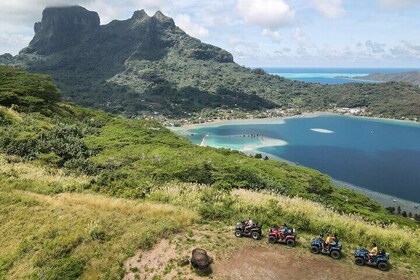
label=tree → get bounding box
[254,153,262,159]
[397,206,401,215]
[408,212,413,218]
[402,211,407,218]
[385,207,395,214]
[264,156,269,160]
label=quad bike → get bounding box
[310,237,342,259]
[235,221,262,240]
[267,227,297,247]
[354,248,390,271]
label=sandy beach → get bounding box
[174,111,335,130]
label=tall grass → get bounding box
[0,180,197,279]
[149,184,420,260]
[0,154,90,194]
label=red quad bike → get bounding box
[268,227,297,247]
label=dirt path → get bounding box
[123,224,415,280]
[213,246,410,280]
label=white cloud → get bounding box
[293,27,310,46]
[174,14,209,37]
[379,0,420,10]
[262,29,282,43]
[309,0,345,19]
[236,0,295,29]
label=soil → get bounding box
[123,224,415,280]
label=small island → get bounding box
[354,71,420,85]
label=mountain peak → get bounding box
[131,9,149,20]
[152,10,175,25]
[38,6,100,31]
[27,6,100,55]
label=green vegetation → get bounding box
[3,7,419,120]
[0,66,419,279]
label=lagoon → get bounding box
[179,115,420,205]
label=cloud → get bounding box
[365,40,386,53]
[131,0,169,11]
[309,0,345,19]
[174,14,209,37]
[293,27,311,46]
[262,29,282,43]
[379,0,420,10]
[390,41,420,58]
[236,0,295,29]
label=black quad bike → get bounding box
[354,248,390,271]
[310,237,342,259]
[235,221,262,240]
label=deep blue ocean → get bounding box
[264,67,420,84]
[184,116,420,203]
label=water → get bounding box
[264,68,420,84]
[183,116,420,203]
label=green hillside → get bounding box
[2,6,419,120]
[1,66,419,279]
[0,66,412,223]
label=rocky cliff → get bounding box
[26,6,100,55]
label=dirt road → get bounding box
[123,225,415,280]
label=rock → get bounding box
[191,248,212,270]
[28,6,100,55]
[178,257,190,267]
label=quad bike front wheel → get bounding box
[311,245,320,254]
[268,235,277,244]
[235,230,243,238]
[286,239,295,247]
[330,250,341,259]
[251,232,261,240]
[355,257,365,266]
[377,262,389,271]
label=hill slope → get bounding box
[1,6,419,120]
[1,66,419,279]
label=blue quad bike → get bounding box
[310,237,342,259]
[354,248,390,271]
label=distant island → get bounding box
[354,71,420,85]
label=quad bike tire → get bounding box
[268,235,277,244]
[377,262,389,271]
[355,257,365,266]
[330,250,341,259]
[311,245,320,254]
[235,230,243,238]
[251,231,261,240]
[286,239,295,247]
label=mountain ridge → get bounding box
[1,6,419,120]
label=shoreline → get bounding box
[175,111,335,130]
[252,151,420,215]
[173,111,419,131]
[171,114,420,214]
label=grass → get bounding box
[148,184,420,277]
[1,156,419,279]
[0,154,90,194]
[0,159,197,280]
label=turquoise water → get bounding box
[264,68,420,84]
[183,116,420,202]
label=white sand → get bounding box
[177,112,335,130]
[310,128,335,134]
[240,137,288,152]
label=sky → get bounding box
[1,0,419,67]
